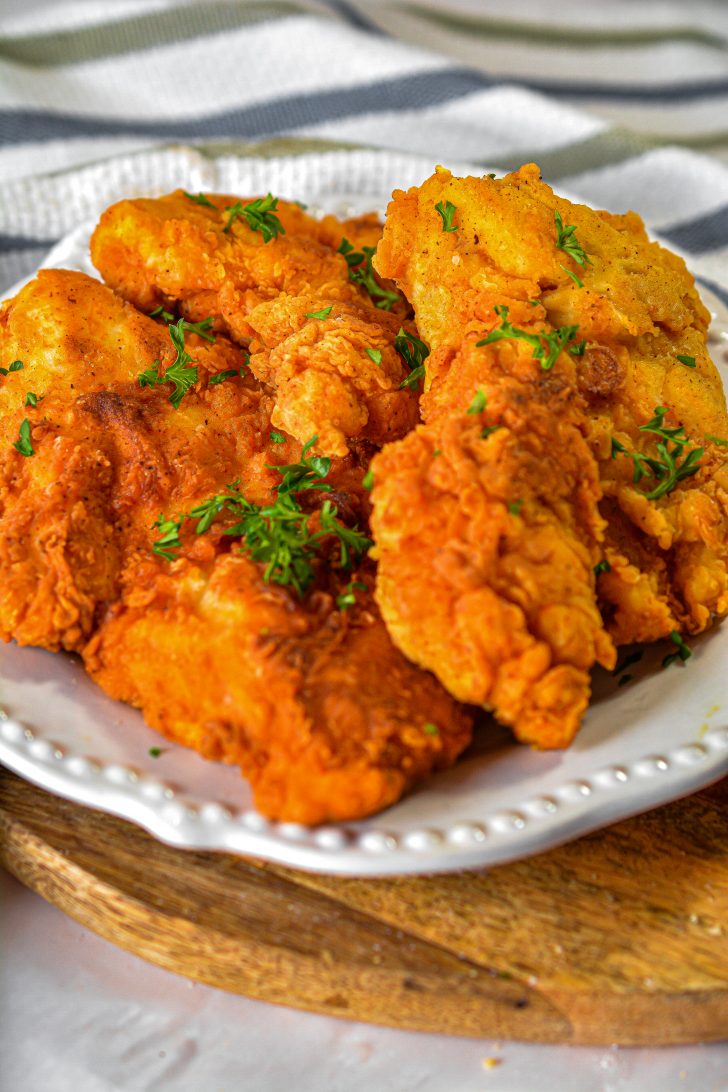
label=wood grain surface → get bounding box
[1,767,727,1045]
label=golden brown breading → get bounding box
[90,190,417,456]
[0,269,473,821]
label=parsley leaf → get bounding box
[611,406,703,500]
[395,328,429,390]
[270,431,286,444]
[676,354,696,368]
[662,629,692,669]
[337,580,367,612]
[151,514,183,561]
[435,200,457,232]
[1,360,24,376]
[305,306,333,320]
[178,316,216,343]
[138,318,199,409]
[423,722,439,736]
[366,348,382,366]
[13,418,33,457]
[224,194,284,241]
[706,433,728,446]
[318,499,372,568]
[209,369,240,386]
[594,559,611,575]
[554,210,591,268]
[467,389,487,415]
[362,467,374,491]
[184,191,216,208]
[476,304,580,371]
[508,499,523,516]
[338,238,400,311]
[560,264,583,288]
[149,305,174,322]
[148,747,162,757]
[25,391,38,407]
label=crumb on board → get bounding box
[482,1057,502,1070]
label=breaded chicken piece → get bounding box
[372,175,616,747]
[0,269,472,821]
[90,190,416,456]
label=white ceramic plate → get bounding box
[1,201,727,877]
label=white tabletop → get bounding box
[2,869,726,1092]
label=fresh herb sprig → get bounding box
[554,210,591,269]
[338,239,400,311]
[476,304,580,371]
[395,328,429,390]
[138,318,200,409]
[662,629,692,669]
[13,418,33,457]
[0,359,24,377]
[612,406,703,501]
[152,437,371,594]
[184,191,216,208]
[224,194,285,241]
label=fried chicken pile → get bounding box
[1,169,725,822]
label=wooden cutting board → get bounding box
[1,767,727,1046]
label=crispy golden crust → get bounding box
[90,191,416,457]
[0,268,472,821]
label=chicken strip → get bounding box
[0,269,472,822]
[90,190,417,457]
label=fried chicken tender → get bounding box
[0,269,472,822]
[91,191,417,457]
[371,173,616,749]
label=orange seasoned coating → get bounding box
[374,165,728,662]
[247,293,419,456]
[0,269,472,821]
[91,190,415,457]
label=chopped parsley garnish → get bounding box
[13,418,33,457]
[569,340,586,357]
[554,210,591,269]
[366,348,382,366]
[481,425,500,439]
[395,328,429,390]
[676,354,696,368]
[594,559,611,575]
[24,391,39,407]
[305,306,333,320]
[435,200,457,232]
[270,431,286,444]
[362,467,374,491]
[148,747,162,757]
[467,389,487,415]
[337,580,367,612]
[178,316,216,343]
[184,191,216,208]
[508,499,523,516]
[477,304,580,371]
[560,265,583,288]
[138,318,199,409]
[223,193,285,241]
[662,630,692,669]
[432,448,441,457]
[151,437,370,595]
[706,434,728,446]
[149,305,174,322]
[423,722,439,736]
[611,406,703,501]
[338,238,400,311]
[1,360,24,376]
[209,369,241,386]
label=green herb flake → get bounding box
[13,418,33,457]
[662,629,692,669]
[560,264,584,288]
[481,425,500,440]
[209,369,240,386]
[477,304,580,371]
[706,434,728,446]
[184,191,216,208]
[569,340,587,357]
[305,306,333,320]
[554,210,591,269]
[423,722,440,736]
[149,305,174,322]
[432,448,441,458]
[611,406,703,501]
[362,467,374,491]
[224,193,285,241]
[270,431,286,444]
[366,348,383,366]
[179,316,216,343]
[336,580,367,612]
[24,391,38,407]
[614,650,643,676]
[138,318,199,409]
[395,328,429,390]
[467,389,487,415]
[676,354,696,368]
[338,238,400,311]
[508,499,523,516]
[435,200,457,233]
[594,559,611,575]
[148,746,162,757]
[151,514,183,561]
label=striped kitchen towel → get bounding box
[1,0,728,311]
